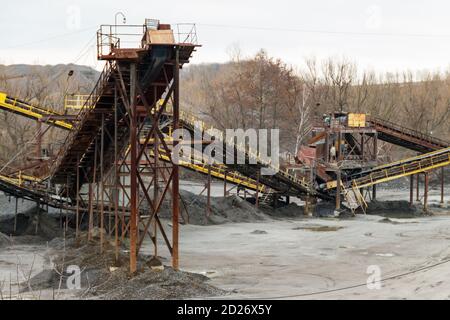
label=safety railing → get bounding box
[176,23,198,44]
[64,94,94,110]
[351,147,450,189]
[153,148,265,192]
[96,23,198,59]
[51,61,115,176]
[97,24,146,59]
[0,92,73,130]
[164,105,314,193]
[369,116,449,148]
[0,92,64,116]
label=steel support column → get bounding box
[13,197,18,233]
[255,170,260,209]
[336,169,341,211]
[441,167,445,206]
[76,155,80,241]
[172,47,180,270]
[223,171,227,197]
[424,172,429,211]
[206,165,211,217]
[129,63,138,274]
[416,174,420,202]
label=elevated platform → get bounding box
[50,43,197,197]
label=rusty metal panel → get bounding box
[158,24,171,30]
[146,30,175,44]
[297,146,316,166]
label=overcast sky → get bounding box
[2,0,450,73]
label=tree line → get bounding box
[181,50,450,157]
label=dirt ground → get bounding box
[146,183,450,300]
[1,182,450,300]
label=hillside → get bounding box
[0,60,449,163]
[0,64,99,111]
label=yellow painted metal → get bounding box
[326,147,450,191]
[172,105,313,192]
[154,151,265,192]
[1,91,311,195]
[64,95,93,110]
[326,180,338,189]
[352,150,450,190]
[0,92,73,130]
[372,147,450,171]
[123,140,265,192]
[348,113,366,128]
[0,172,43,187]
[0,173,20,186]
[352,160,449,189]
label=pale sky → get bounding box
[2,0,450,73]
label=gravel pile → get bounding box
[366,200,425,217]
[26,238,226,300]
[266,202,305,218]
[0,193,36,219]
[157,190,267,225]
[0,232,11,247]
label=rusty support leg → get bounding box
[337,130,342,161]
[373,132,378,162]
[59,203,62,229]
[76,155,80,241]
[409,174,414,206]
[440,167,445,207]
[88,183,94,241]
[129,63,138,274]
[424,173,429,212]
[100,113,105,252]
[206,166,211,217]
[416,174,420,202]
[13,197,18,233]
[360,133,365,162]
[305,194,310,216]
[114,84,120,262]
[336,169,341,212]
[372,185,377,201]
[35,201,40,235]
[172,47,180,270]
[91,136,99,238]
[66,177,69,232]
[36,121,42,160]
[153,132,159,258]
[223,172,227,197]
[255,170,260,209]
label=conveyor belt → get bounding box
[347,147,450,189]
[175,109,324,198]
[0,92,73,130]
[369,117,449,153]
[0,173,67,208]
